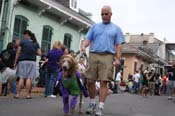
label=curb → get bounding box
[31,87,45,93]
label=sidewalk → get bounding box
[0,87,45,98]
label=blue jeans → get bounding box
[45,70,58,96]
[10,81,17,94]
[133,82,139,94]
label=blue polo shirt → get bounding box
[85,22,125,54]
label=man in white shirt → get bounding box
[133,70,140,94]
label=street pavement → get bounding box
[0,91,175,116]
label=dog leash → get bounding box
[76,51,88,67]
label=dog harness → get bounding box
[62,74,80,95]
[57,71,88,98]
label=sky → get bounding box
[78,0,175,43]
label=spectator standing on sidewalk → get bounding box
[141,70,149,97]
[154,73,161,95]
[148,68,156,96]
[14,30,41,99]
[81,5,125,116]
[167,62,175,100]
[44,41,64,98]
[161,74,167,95]
[139,71,144,94]
[133,70,140,94]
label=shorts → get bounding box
[86,53,114,81]
[168,80,175,88]
[17,61,37,79]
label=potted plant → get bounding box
[119,80,126,92]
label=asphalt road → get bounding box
[0,92,175,116]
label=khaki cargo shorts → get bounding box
[86,53,114,81]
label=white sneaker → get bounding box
[47,95,56,98]
[95,107,103,116]
[168,96,173,100]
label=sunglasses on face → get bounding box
[101,13,109,16]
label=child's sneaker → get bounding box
[86,103,96,114]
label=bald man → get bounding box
[81,5,125,116]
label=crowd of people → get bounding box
[0,30,82,98]
[115,67,175,100]
[0,30,42,98]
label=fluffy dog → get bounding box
[61,55,77,76]
[57,55,88,116]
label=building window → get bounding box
[13,15,28,41]
[63,33,72,49]
[0,0,9,29]
[0,0,2,13]
[120,58,125,71]
[41,25,53,55]
[146,66,149,70]
[70,0,77,9]
[69,0,78,11]
[134,61,137,72]
[140,64,143,72]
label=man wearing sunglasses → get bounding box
[81,5,125,116]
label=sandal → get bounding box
[13,96,20,99]
[26,96,32,99]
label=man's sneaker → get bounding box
[86,103,96,114]
[95,107,103,116]
[168,96,173,100]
